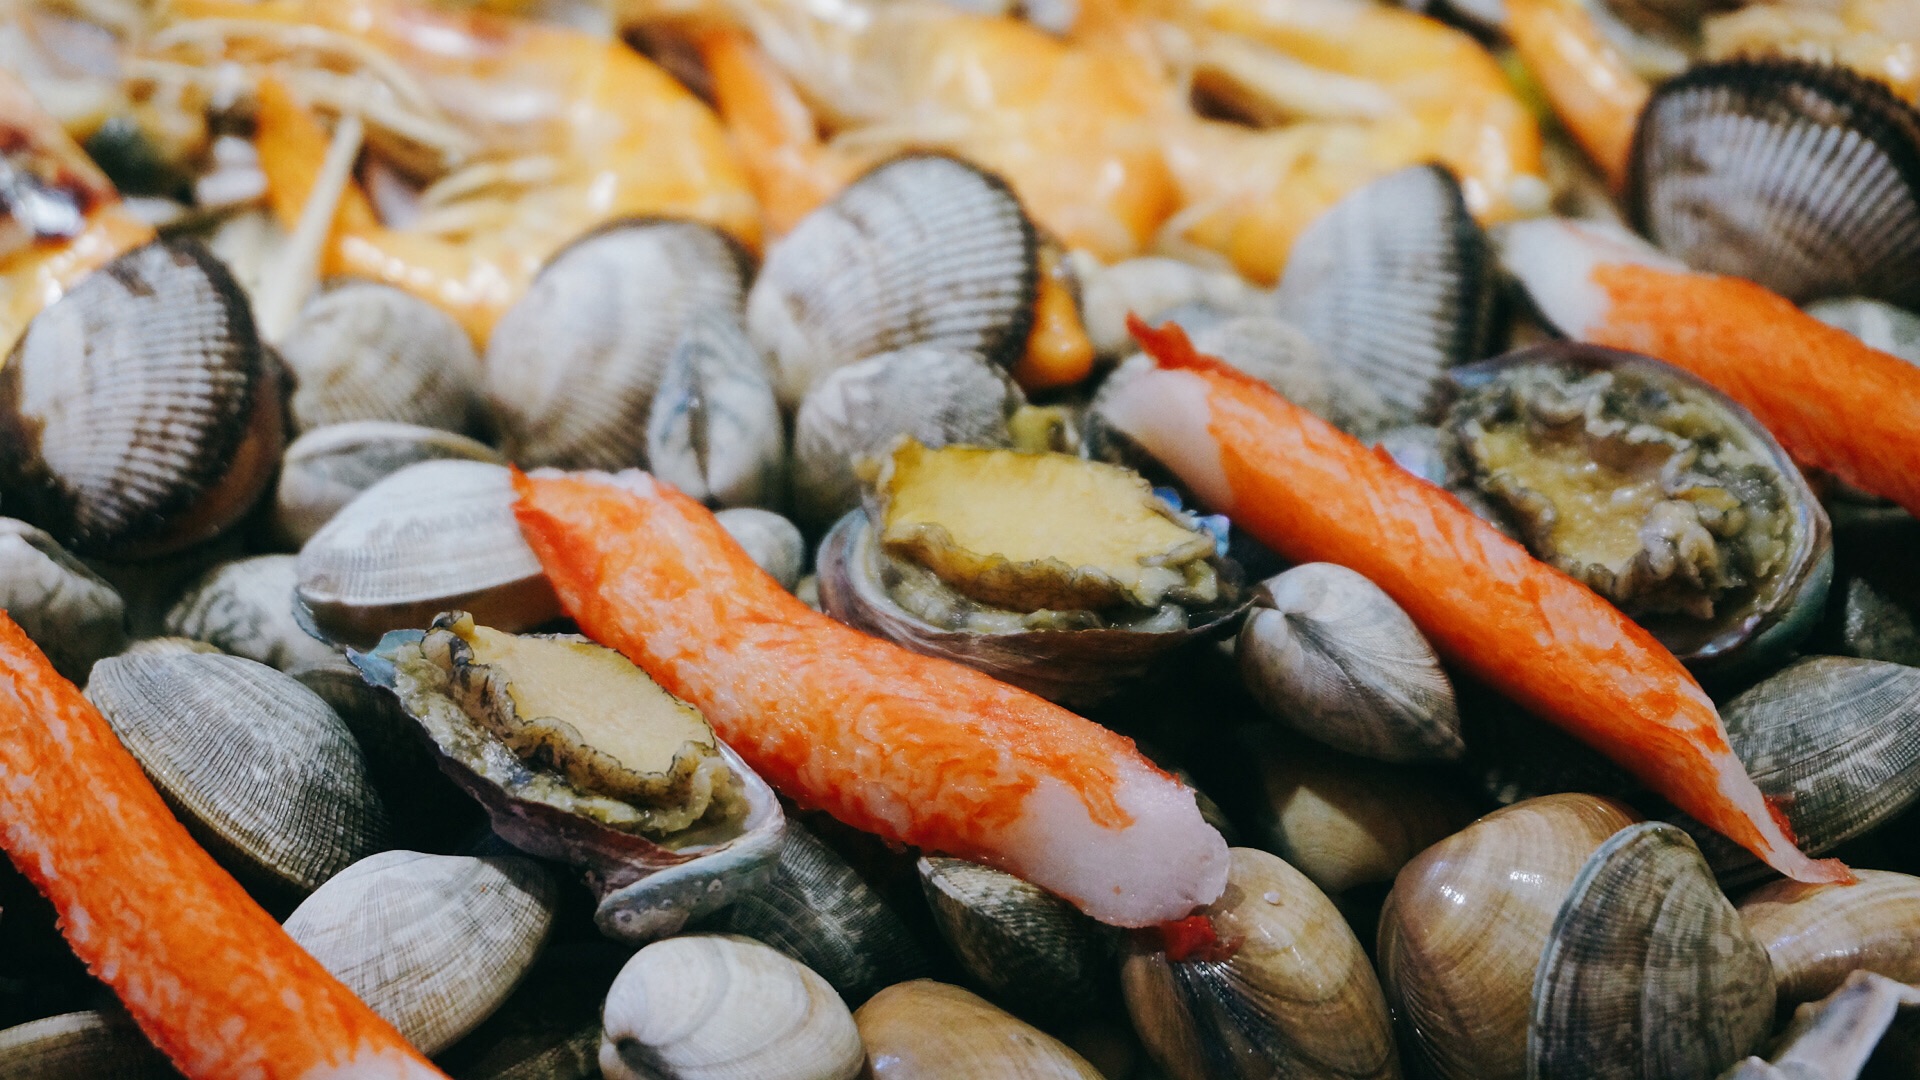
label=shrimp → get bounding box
[152,0,759,344]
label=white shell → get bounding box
[0,518,126,683]
[645,309,785,509]
[715,508,805,593]
[278,280,483,433]
[272,420,504,548]
[164,554,336,672]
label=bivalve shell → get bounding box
[1719,970,1920,1080]
[645,309,786,509]
[0,1010,174,1079]
[1739,869,1920,1005]
[277,280,482,433]
[163,554,336,672]
[918,856,1115,1023]
[272,420,504,548]
[714,508,805,594]
[855,979,1103,1080]
[0,518,126,684]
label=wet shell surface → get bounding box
[272,420,504,548]
[645,309,786,510]
[1237,563,1462,763]
[0,239,284,558]
[1720,970,1920,1080]
[162,554,337,672]
[599,933,864,1080]
[84,650,387,899]
[918,856,1115,1023]
[855,979,1104,1080]
[0,1010,174,1079]
[748,154,1038,407]
[1629,58,1920,309]
[1738,869,1920,1005]
[295,459,560,648]
[714,508,806,594]
[0,518,126,684]
[282,850,557,1056]
[486,219,748,470]
[277,279,482,434]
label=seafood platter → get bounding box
[3,0,1920,1076]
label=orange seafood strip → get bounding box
[0,614,442,1079]
[1506,0,1650,188]
[512,469,1229,927]
[1100,316,1848,886]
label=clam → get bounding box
[271,420,504,548]
[295,459,560,648]
[117,636,225,658]
[1808,297,1920,365]
[1377,793,1641,1080]
[276,279,483,433]
[283,850,557,1056]
[352,612,785,942]
[1529,822,1775,1079]
[1739,869,1920,1005]
[1070,253,1269,357]
[715,508,806,593]
[599,933,864,1080]
[84,650,387,902]
[0,518,126,683]
[918,856,1115,1024]
[433,941,629,1080]
[162,554,336,672]
[855,979,1104,1080]
[1188,313,1390,437]
[1815,575,1920,669]
[486,218,749,470]
[1721,970,1920,1080]
[749,154,1038,407]
[0,1010,175,1079]
[645,308,786,510]
[1122,846,1399,1080]
[791,346,1022,529]
[1237,563,1462,763]
[1628,58,1920,308]
[1446,342,1833,680]
[0,239,284,558]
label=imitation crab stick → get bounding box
[1500,217,1920,520]
[1100,316,1848,886]
[0,614,443,1079]
[511,468,1229,927]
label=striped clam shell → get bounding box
[644,309,785,510]
[917,856,1115,1024]
[0,1010,174,1079]
[486,219,749,470]
[163,554,337,673]
[1629,58,1920,308]
[278,280,483,434]
[0,518,126,684]
[272,420,504,548]
[0,240,284,558]
[748,154,1038,407]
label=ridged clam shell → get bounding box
[645,309,785,509]
[118,636,225,658]
[748,154,1038,407]
[1629,58,1920,308]
[1528,822,1774,1079]
[1807,297,1920,365]
[295,459,560,648]
[855,980,1104,1080]
[599,934,864,1080]
[84,651,387,899]
[918,856,1114,1023]
[1739,869,1920,1006]
[715,508,805,593]
[278,280,482,433]
[273,420,504,548]
[0,240,284,557]
[486,219,748,470]
[0,1010,175,1079]
[163,554,337,672]
[1273,164,1493,428]
[791,347,1020,528]
[0,518,126,683]
[283,850,556,1056]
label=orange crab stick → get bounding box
[1501,217,1920,519]
[1101,315,1848,886]
[0,614,443,1079]
[512,468,1229,927]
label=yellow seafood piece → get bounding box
[877,441,1218,613]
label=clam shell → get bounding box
[162,554,337,672]
[0,239,284,558]
[0,1010,175,1079]
[0,518,126,683]
[1237,563,1462,763]
[1720,970,1920,1080]
[1122,847,1398,1080]
[433,942,628,1080]
[1739,869,1920,1006]
[283,850,556,1056]
[1528,822,1775,1079]
[118,636,225,658]
[714,508,805,594]
[918,856,1115,1024]
[748,154,1038,407]
[645,309,786,509]
[1816,574,1920,668]
[1273,164,1493,428]
[1629,59,1920,308]
[277,279,482,433]
[855,980,1103,1080]
[84,651,387,900]
[486,219,749,470]
[599,934,864,1080]
[1071,253,1269,357]
[272,420,504,548]
[1189,314,1389,436]
[791,347,1020,529]
[295,459,560,648]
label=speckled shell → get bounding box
[278,279,483,433]
[749,155,1038,407]
[599,934,864,1080]
[295,460,560,648]
[919,856,1115,1023]
[0,518,126,683]
[645,309,785,509]
[1739,869,1920,1006]
[84,651,387,898]
[1123,847,1399,1080]
[1528,822,1775,1079]
[0,1010,174,1079]
[163,554,336,672]
[1630,59,1920,309]
[272,420,504,548]
[486,219,748,470]
[283,851,556,1056]
[856,980,1104,1080]
[714,508,805,593]
[0,240,284,558]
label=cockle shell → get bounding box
[0,518,126,683]
[645,309,786,510]
[0,1010,174,1079]
[855,980,1104,1080]
[163,554,336,672]
[1739,869,1920,1005]
[277,279,483,433]
[918,856,1115,1023]
[714,508,805,593]
[272,420,504,548]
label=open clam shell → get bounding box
[856,980,1104,1080]
[272,420,504,549]
[0,518,126,684]
[918,856,1116,1024]
[1629,58,1920,309]
[277,279,483,434]
[283,850,556,1056]
[748,154,1038,407]
[1739,869,1920,1006]
[163,554,337,672]
[0,239,285,558]
[645,309,786,510]
[0,1010,174,1080]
